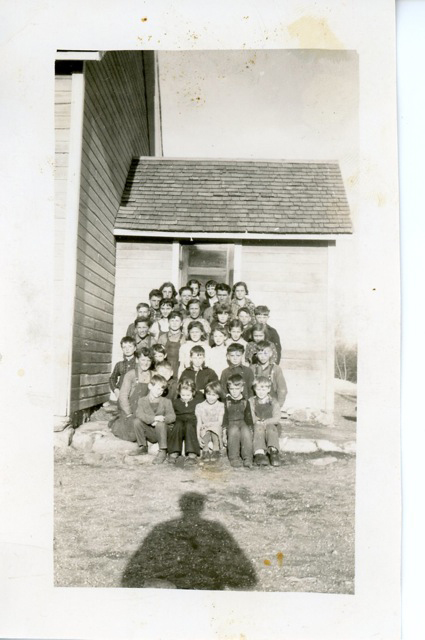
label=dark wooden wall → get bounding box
[71,51,154,412]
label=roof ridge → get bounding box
[132,156,342,166]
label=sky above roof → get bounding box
[158,49,358,216]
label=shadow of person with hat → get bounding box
[121,491,258,590]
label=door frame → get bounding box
[178,240,237,288]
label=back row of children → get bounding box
[108,280,287,468]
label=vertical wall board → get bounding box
[54,74,72,416]
[112,241,173,366]
[54,74,72,312]
[70,51,154,413]
[241,241,331,410]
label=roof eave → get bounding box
[113,228,351,240]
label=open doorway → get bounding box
[179,242,234,287]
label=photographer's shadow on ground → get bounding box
[121,492,258,590]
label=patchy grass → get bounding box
[54,448,355,593]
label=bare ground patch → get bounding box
[54,448,355,593]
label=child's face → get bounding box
[153,351,166,364]
[213,330,226,346]
[156,366,172,381]
[188,303,201,319]
[217,311,229,324]
[217,290,229,303]
[149,381,166,398]
[205,390,219,404]
[189,327,202,342]
[230,326,242,341]
[160,303,173,318]
[190,283,200,297]
[137,307,150,319]
[255,312,269,325]
[253,330,265,344]
[162,286,173,299]
[122,342,136,357]
[180,388,194,403]
[150,296,161,310]
[138,355,152,371]
[206,284,216,298]
[136,322,150,337]
[234,284,247,300]
[238,311,251,326]
[255,383,271,400]
[190,352,205,369]
[228,350,242,366]
[169,315,182,331]
[257,347,272,365]
[180,289,192,305]
[228,384,243,400]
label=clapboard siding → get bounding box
[112,241,174,365]
[241,241,331,410]
[72,344,114,362]
[74,298,113,322]
[70,51,153,412]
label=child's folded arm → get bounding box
[222,404,229,429]
[109,362,120,393]
[195,404,205,438]
[275,367,288,406]
[163,401,176,424]
[244,401,254,426]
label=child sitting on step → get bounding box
[222,374,254,469]
[195,380,225,462]
[248,376,281,467]
[250,341,287,407]
[168,379,203,466]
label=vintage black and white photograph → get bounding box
[1,0,404,637]
[53,48,358,593]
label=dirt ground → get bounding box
[54,393,356,593]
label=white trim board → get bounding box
[114,229,345,241]
[56,70,85,416]
[56,51,105,61]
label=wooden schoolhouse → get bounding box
[54,50,158,425]
[54,50,352,426]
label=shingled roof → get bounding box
[115,158,352,234]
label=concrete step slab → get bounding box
[280,437,319,453]
[315,439,344,453]
[309,456,338,466]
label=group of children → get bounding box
[108,280,287,468]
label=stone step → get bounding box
[55,420,355,457]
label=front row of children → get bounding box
[109,340,286,468]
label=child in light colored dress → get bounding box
[178,321,211,376]
[195,380,225,462]
[209,326,229,377]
